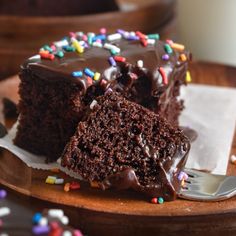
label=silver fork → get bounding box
[178,168,236,201]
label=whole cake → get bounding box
[14,29,190,162]
[61,92,190,201]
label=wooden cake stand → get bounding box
[0,62,236,236]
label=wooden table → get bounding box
[0,61,236,236]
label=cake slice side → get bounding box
[61,92,190,201]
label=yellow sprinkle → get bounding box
[45,176,56,184]
[171,43,185,51]
[90,181,100,188]
[94,72,101,81]
[181,179,185,187]
[72,39,84,53]
[186,71,191,83]
[64,183,70,192]
[179,53,187,62]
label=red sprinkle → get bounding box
[40,52,55,60]
[136,31,146,39]
[87,77,93,86]
[70,181,80,190]
[114,56,126,62]
[159,67,168,85]
[141,38,148,47]
[151,198,157,204]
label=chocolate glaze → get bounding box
[100,137,190,201]
[23,38,189,125]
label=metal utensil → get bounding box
[178,168,236,201]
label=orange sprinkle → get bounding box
[179,54,187,62]
[64,183,70,192]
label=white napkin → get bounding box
[0,84,236,175]
[180,84,236,174]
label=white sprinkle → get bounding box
[92,42,103,48]
[29,55,41,60]
[87,32,95,38]
[78,41,86,46]
[231,155,236,164]
[137,60,143,68]
[48,209,64,218]
[123,32,130,39]
[61,215,69,225]
[129,31,136,37]
[147,39,156,45]
[39,217,48,226]
[0,233,9,236]
[104,43,121,53]
[90,100,98,110]
[76,31,84,37]
[107,33,122,41]
[54,39,69,47]
[62,231,72,236]
[0,207,11,217]
[55,178,64,185]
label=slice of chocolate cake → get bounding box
[14,30,190,161]
[61,93,190,201]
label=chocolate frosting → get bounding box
[23,38,189,106]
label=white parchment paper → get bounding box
[0,84,236,176]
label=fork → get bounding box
[178,168,236,201]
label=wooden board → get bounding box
[0,62,236,236]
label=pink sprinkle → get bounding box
[96,39,102,43]
[166,39,173,45]
[100,28,107,35]
[74,229,83,236]
[82,35,88,42]
[50,45,56,52]
[69,32,76,38]
[0,219,3,227]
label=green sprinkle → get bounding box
[88,36,93,45]
[164,44,173,54]
[110,49,119,55]
[43,45,53,53]
[158,197,164,204]
[56,51,64,58]
[148,34,160,40]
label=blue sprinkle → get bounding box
[127,35,139,41]
[72,71,83,77]
[32,212,42,224]
[84,68,95,78]
[92,34,106,42]
[108,57,117,67]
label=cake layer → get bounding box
[15,30,190,161]
[61,93,190,201]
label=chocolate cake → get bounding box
[61,92,190,201]
[14,30,190,161]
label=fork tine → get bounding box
[184,168,208,178]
